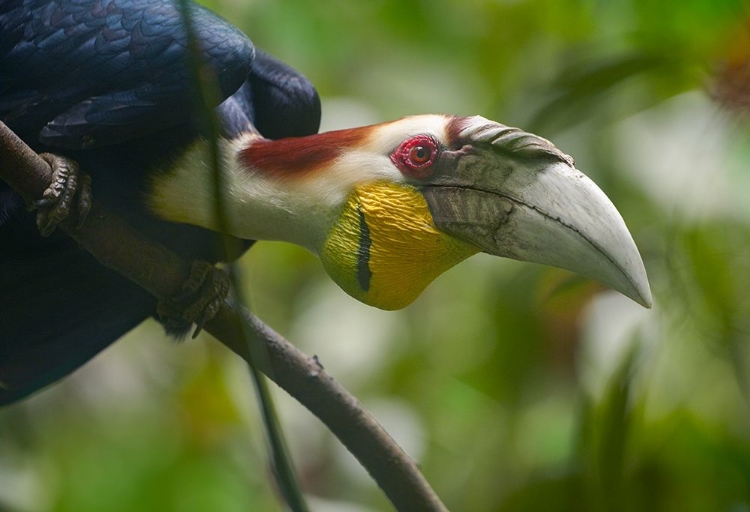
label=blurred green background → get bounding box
[3,0,750,510]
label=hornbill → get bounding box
[0,0,651,405]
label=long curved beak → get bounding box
[423,117,652,308]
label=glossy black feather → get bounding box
[0,0,321,404]
[0,0,255,148]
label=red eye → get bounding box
[409,144,431,164]
[391,135,439,179]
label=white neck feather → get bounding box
[149,135,319,251]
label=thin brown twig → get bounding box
[0,121,449,512]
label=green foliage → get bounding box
[3,1,750,511]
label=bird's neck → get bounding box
[148,134,347,251]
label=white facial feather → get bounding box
[364,114,449,154]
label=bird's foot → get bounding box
[34,153,92,236]
[157,261,231,339]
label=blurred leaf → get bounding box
[530,52,685,134]
[581,341,639,512]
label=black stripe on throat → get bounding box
[357,206,373,292]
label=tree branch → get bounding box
[0,121,449,512]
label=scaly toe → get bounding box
[34,153,90,236]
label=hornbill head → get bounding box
[151,115,652,310]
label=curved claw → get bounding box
[76,173,92,229]
[157,261,230,339]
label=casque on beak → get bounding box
[422,117,652,308]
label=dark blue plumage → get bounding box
[0,0,321,404]
[1,0,254,147]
